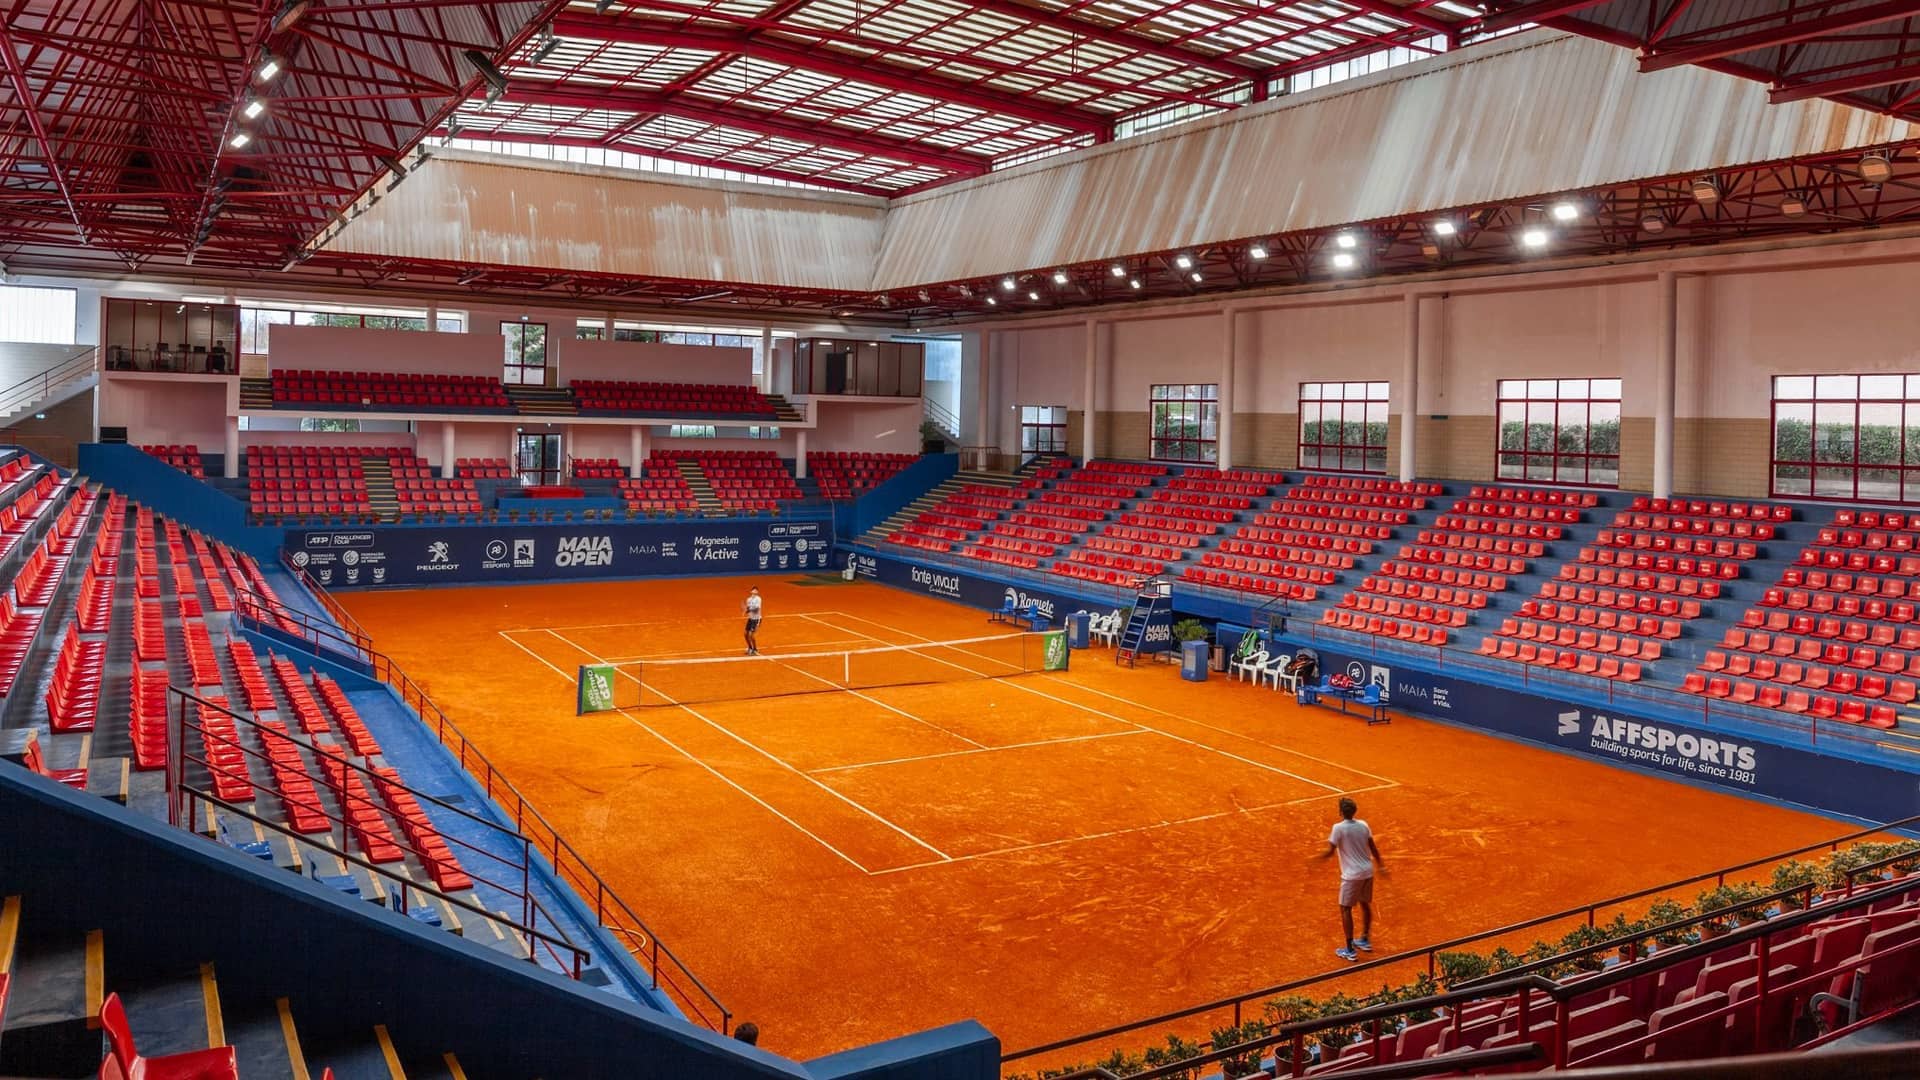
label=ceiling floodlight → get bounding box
[256,51,282,82]
[1690,177,1719,204]
[228,131,251,149]
[1432,219,1457,236]
[1781,194,1808,217]
[1051,270,1068,286]
[1027,290,1040,301]
[1332,252,1356,269]
[1249,243,1268,260]
[463,49,510,95]
[242,96,266,119]
[1173,253,1193,269]
[1000,276,1016,291]
[985,296,997,306]
[1521,227,1549,248]
[1551,202,1579,222]
[1189,271,1203,283]
[1109,264,1125,277]
[1336,233,1358,249]
[1128,278,1142,289]
[1641,215,1666,233]
[1860,152,1893,184]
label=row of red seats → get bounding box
[196,697,255,806]
[1398,545,1525,575]
[1115,511,1217,534]
[1594,531,1757,559]
[992,522,1075,546]
[572,379,774,416]
[1373,561,1506,595]
[1760,589,1920,617]
[1053,561,1147,588]
[1431,514,1562,541]
[1454,499,1578,523]
[1039,490,1122,511]
[1722,626,1920,667]
[129,665,168,771]
[809,452,914,499]
[1151,501,1238,524]
[373,766,473,891]
[182,619,221,687]
[1198,551,1336,585]
[258,720,330,834]
[318,753,405,864]
[1152,488,1252,511]
[316,674,382,758]
[1612,512,1776,541]
[1302,474,1442,496]
[1627,496,1791,520]
[46,625,104,733]
[1080,460,1166,477]
[1253,512,1394,541]
[1012,509,1093,532]
[455,457,513,479]
[1354,579,1489,612]
[960,545,1040,570]
[1085,535,1182,562]
[1026,498,1106,522]
[1062,549,1165,577]
[1492,620,1666,662]
[1204,467,1289,486]
[1339,594,1471,628]
[1582,546,1746,580]
[1702,650,1919,700]
[1558,564,1727,599]
[1684,677,1898,725]
[1475,639,1644,680]
[228,639,277,713]
[978,534,1056,558]
[1415,530,1543,558]
[1321,609,1452,644]
[1287,486,1427,512]
[1218,538,1354,569]
[272,370,512,411]
[1798,547,1917,574]
[1738,608,1915,646]
[1167,474,1276,497]
[1239,524,1372,554]
[1179,566,1315,599]
[141,444,206,477]
[1269,499,1408,526]
[394,478,482,516]
[1469,484,1598,507]
[1523,593,1696,626]
[1780,567,1920,598]
[273,654,332,736]
[570,458,625,479]
[1509,601,1682,645]
[0,473,66,560]
[887,532,951,552]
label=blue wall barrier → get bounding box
[845,547,1175,652]
[1296,643,1920,824]
[288,518,837,589]
[0,767,999,1077]
[76,442,285,559]
[836,454,957,540]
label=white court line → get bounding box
[545,629,955,864]
[870,782,1401,876]
[799,612,1348,795]
[524,611,876,634]
[808,728,1150,775]
[495,629,875,874]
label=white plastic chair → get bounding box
[1275,656,1303,694]
[1259,653,1292,689]
[1231,648,1268,682]
[1091,613,1120,647]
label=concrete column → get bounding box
[426,305,439,332]
[440,423,456,476]
[224,416,240,479]
[795,429,808,478]
[1218,309,1237,471]
[976,331,994,466]
[1654,270,1678,500]
[630,424,645,471]
[759,326,775,394]
[1400,293,1420,483]
[1081,319,1098,462]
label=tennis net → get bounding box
[577,630,1069,710]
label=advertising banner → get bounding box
[578,665,617,715]
[1041,630,1070,672]
[284,519,833,589]
[1304,645,1920,823]
[847,548,1117,629]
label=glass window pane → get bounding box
[1589,403,1621,454]
[1593,379,1621,399]
[1774,464,1811,496]
[1815,466,1854,499]
[1302,382,1322,401]
[1498,380,1522,397]
[1529,379,1556,397]
[1906,406,1920,466]
[1815,375,1857,400]
[1561,379,1589,399]
[1555,456,1588,484]
[1368,382,1389,401]
[1861,468,1900,503]
[1590,457,1620,488]
[1558,402,1589,454]
[1775,403,1813,461]
[1860,403,1901,466]
[1814,403,1855,464]
[1775,375,1814,399]
[1862,375,1905,400]
[1499,403,1527,451]
[1363,448,1386,474]
[1498,453,1525,479]
[1526,455,1554,481]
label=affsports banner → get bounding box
[284,519,833,589]
[578,665,617,714]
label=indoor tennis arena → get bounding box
[2,3,1920,1079]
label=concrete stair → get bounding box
[506,385,576,417]
[673,460,723,515]
[765,394,804,423]
[359,456,398,522]
[862,469,1022,544]
[238,378,273,410]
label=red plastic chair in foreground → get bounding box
[97,992,238,1080]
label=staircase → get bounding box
[674,460,723,515]
[0,346,99,428]
[765,394,804,424]
[238,377,273,410]
[360,456,398,522]
[861,469,1021,544]
[507,385,576,417]
[0,892,473,1079]
[1116,582,1168,668]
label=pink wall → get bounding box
[563,424,634,464]
[1439,281,1656,415]
[268,324,504,377]
[561,339,753,386]
[811,401,921,455]
[239,430,415,451]
[99,381,227,448]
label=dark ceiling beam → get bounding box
[952,0,1267,82]
[1770,58,1920,104]
[504,80,989,175]
[1642,2,1920,74]
[1342,1,1455,38]
[551,13,1107,135]
[1472,0,1614,35]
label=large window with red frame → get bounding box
[1496,378,1621,487]
[1149,384,1218,463]
[1299,381,1389,474]
[1771,374,1920,503]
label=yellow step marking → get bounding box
[277,998,311,1080]
[84,929,103,1028]
[199,962,225,1047]
[375,1024,405,1079]
[0,896,21,974]
[107,758,130,804]
[443,1054,468,1080]
[75,734,91,770]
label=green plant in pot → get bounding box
[1398,973,1442,1023]
[1142,1032,1205,1078]
[1172,618,1211,646]
[1771,859,1822,910]
[1602,912,1651,963]
[1437,950,1492,988]
[1313,992,1363,1064]
[1695,884,1755,935]
[1643,898,1695,948]
[1210,1019,1271,1079]
[1264,994,1319,1069]
[917,420,946,453]
[1557,922,1614,970]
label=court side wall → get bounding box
[978,232,1920,498]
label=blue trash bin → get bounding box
[1067,612,1091,650]
[1180,639,1209,681]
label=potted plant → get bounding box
[1265,995,1319,1072]
[1396,973,1442,1024]
[1210,1019,1271,1079]
[1558,923,1614,972]
[1694,884,1750,936]
[1437,950,1491,988]
[1314,992,1363,1064]
[1771,860,1822,910]
[1142,1032,1205,1079]
[1643,898,1694,949]
[918,420,946,454]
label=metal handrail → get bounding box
[164,688,592,977]
[923,395,960,437]
[243,568,733,1031]
[1001,813,1920,1065]
[1031,867,1920,1080]
[0,345,97,417]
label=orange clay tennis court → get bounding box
[338,574,1849,1062]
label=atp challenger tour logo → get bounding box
[1042,631,1069,672]
[1559,710,1759,784]
[555,535,614,568]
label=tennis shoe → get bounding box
[1335,947,1358,962]
[1354,938,1373,952]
